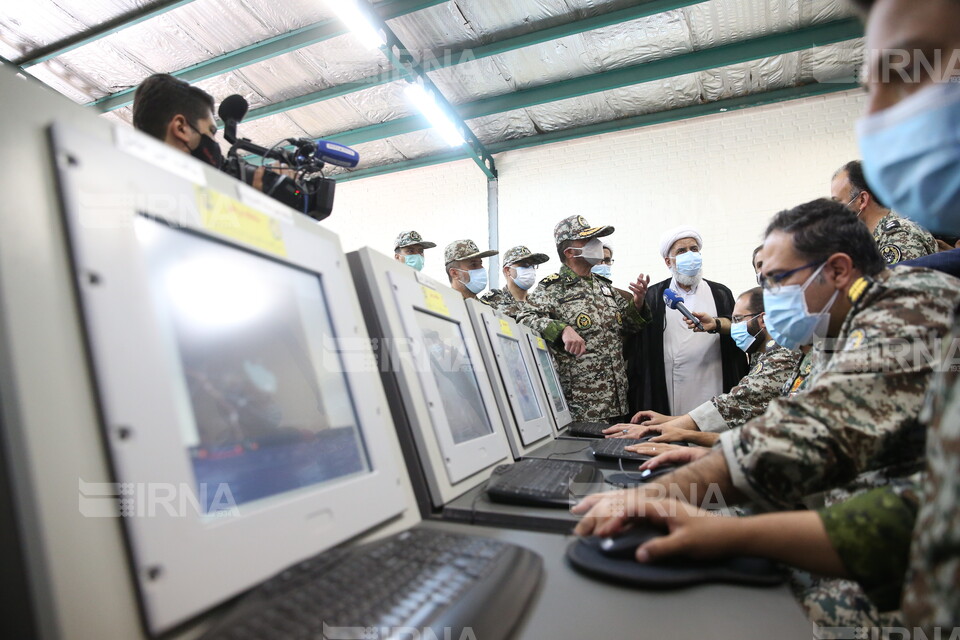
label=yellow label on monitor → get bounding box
[536,337,546,350]
[421,286,450,317]
[499,319,513,337]
[195,186,287,257]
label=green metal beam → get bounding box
[332,18,863,147]
[17,0,199,68]
[336,81,861,182]
[86,0,448,113]
[242,0,711,124]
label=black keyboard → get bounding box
[485,458,604,507]
[564,421,613,438]
[201,528,542,640]
[591,438,655,462]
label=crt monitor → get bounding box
[465,299,554,458]
[523,329,574,432]
[347,247,513,508]
[49,121,408,635]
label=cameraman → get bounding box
[132,73,272,191]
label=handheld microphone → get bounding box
[663,289,705,332]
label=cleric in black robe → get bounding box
[626,227,748,416]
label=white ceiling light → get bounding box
[325,0,386,49]
[404,82,466,147]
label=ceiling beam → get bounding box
[329,18,863,147]
[336,81,861,182]
[16,0,200,68]
[241,0,711,124]
[85,0,448,113]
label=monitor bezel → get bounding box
[50,122,409,636]
[465,300,554,457]
[523,330,573,433]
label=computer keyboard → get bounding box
[201,528,542,640]
[485,458,604,507]
[590,438,656,462]
[564,421,613,438]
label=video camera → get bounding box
[217,95,360,222]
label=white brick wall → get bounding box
[331,88,868,298]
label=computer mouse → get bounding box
[596,525,665,559]
[605,466,676,487]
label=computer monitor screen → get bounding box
[497,335,543,422]
[414,309,494,445]
[535,347,567,414]
[141,217,370,513]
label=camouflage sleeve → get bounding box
[708,347,802,430]
[878,224,938,265]
[613,285,652,333]
[819,481,920,612]
[719,281,954,510]
[514,286,568,345]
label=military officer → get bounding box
[514,215,651,423]
[393,230,436,272]
[479,245,550,319]
[831,160,937,264]
[443,239,498,300]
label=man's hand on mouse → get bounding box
[629,498,736,563]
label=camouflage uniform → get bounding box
[515,216,651,421]
[782,346,819,397]
[480,245,549,320]
[873,211,937,265]
[720,266,960,510]
[902,304,960,631]
[688,340,801,433]
[394,230,437,253]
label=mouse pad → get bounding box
[566,536,784,588]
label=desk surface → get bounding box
[422,520,811,640]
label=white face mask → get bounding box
[573,238,605,265]
[511,266,536,290]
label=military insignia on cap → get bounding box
[576,313,592,329]
[577,216,587,227]
[848,276,871,304]
[848,329,866,349]
[880,245,902,265]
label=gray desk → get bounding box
[422,521,812,640]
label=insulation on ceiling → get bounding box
[0,0,864,176]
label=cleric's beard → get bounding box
[671,265,702,290]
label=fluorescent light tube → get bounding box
[405,83,465,147]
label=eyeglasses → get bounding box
[758,260,824,293]
[600,258,615,265]
[732,311,763,324]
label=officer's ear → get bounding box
[824,252,855,290]
[503,265,512,279]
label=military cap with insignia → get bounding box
[502,245,550,268]
[394,230,436,251]
[553,215,615,246]
[444,239,498,265]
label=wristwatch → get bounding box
[707,317,722,334]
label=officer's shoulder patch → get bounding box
[847,328,867,349]
[848,276,873,305]
[575,313,593,330]
[541,273,561,286]
[883,218,902,232]
[880,244,903,265]
[750,361,765,376]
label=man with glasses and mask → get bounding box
[606,287,800,449]
[627,227,748,418]
[515,216,651,423]
[831,160,937,264]
[479,245,549,319]
[574,199,960,629]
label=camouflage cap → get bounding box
[444,239,498,265]
[554,215,615,246]
[502,245,550,268]
[394,230,437,251]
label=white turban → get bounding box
[659,226,703,258]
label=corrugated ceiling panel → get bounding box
[684,0,800,49]
[386,1,480,52]
[468,111,538,144]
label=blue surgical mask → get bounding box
[511,266,536,290]
[404,254,425,271]
[674,251,702,276]
[591,264,612,279]
[857,80,960,235]
[460,268,488,294]
[763,263,839,350]
[730,320,759,353]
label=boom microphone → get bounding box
[663,289,705,332]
